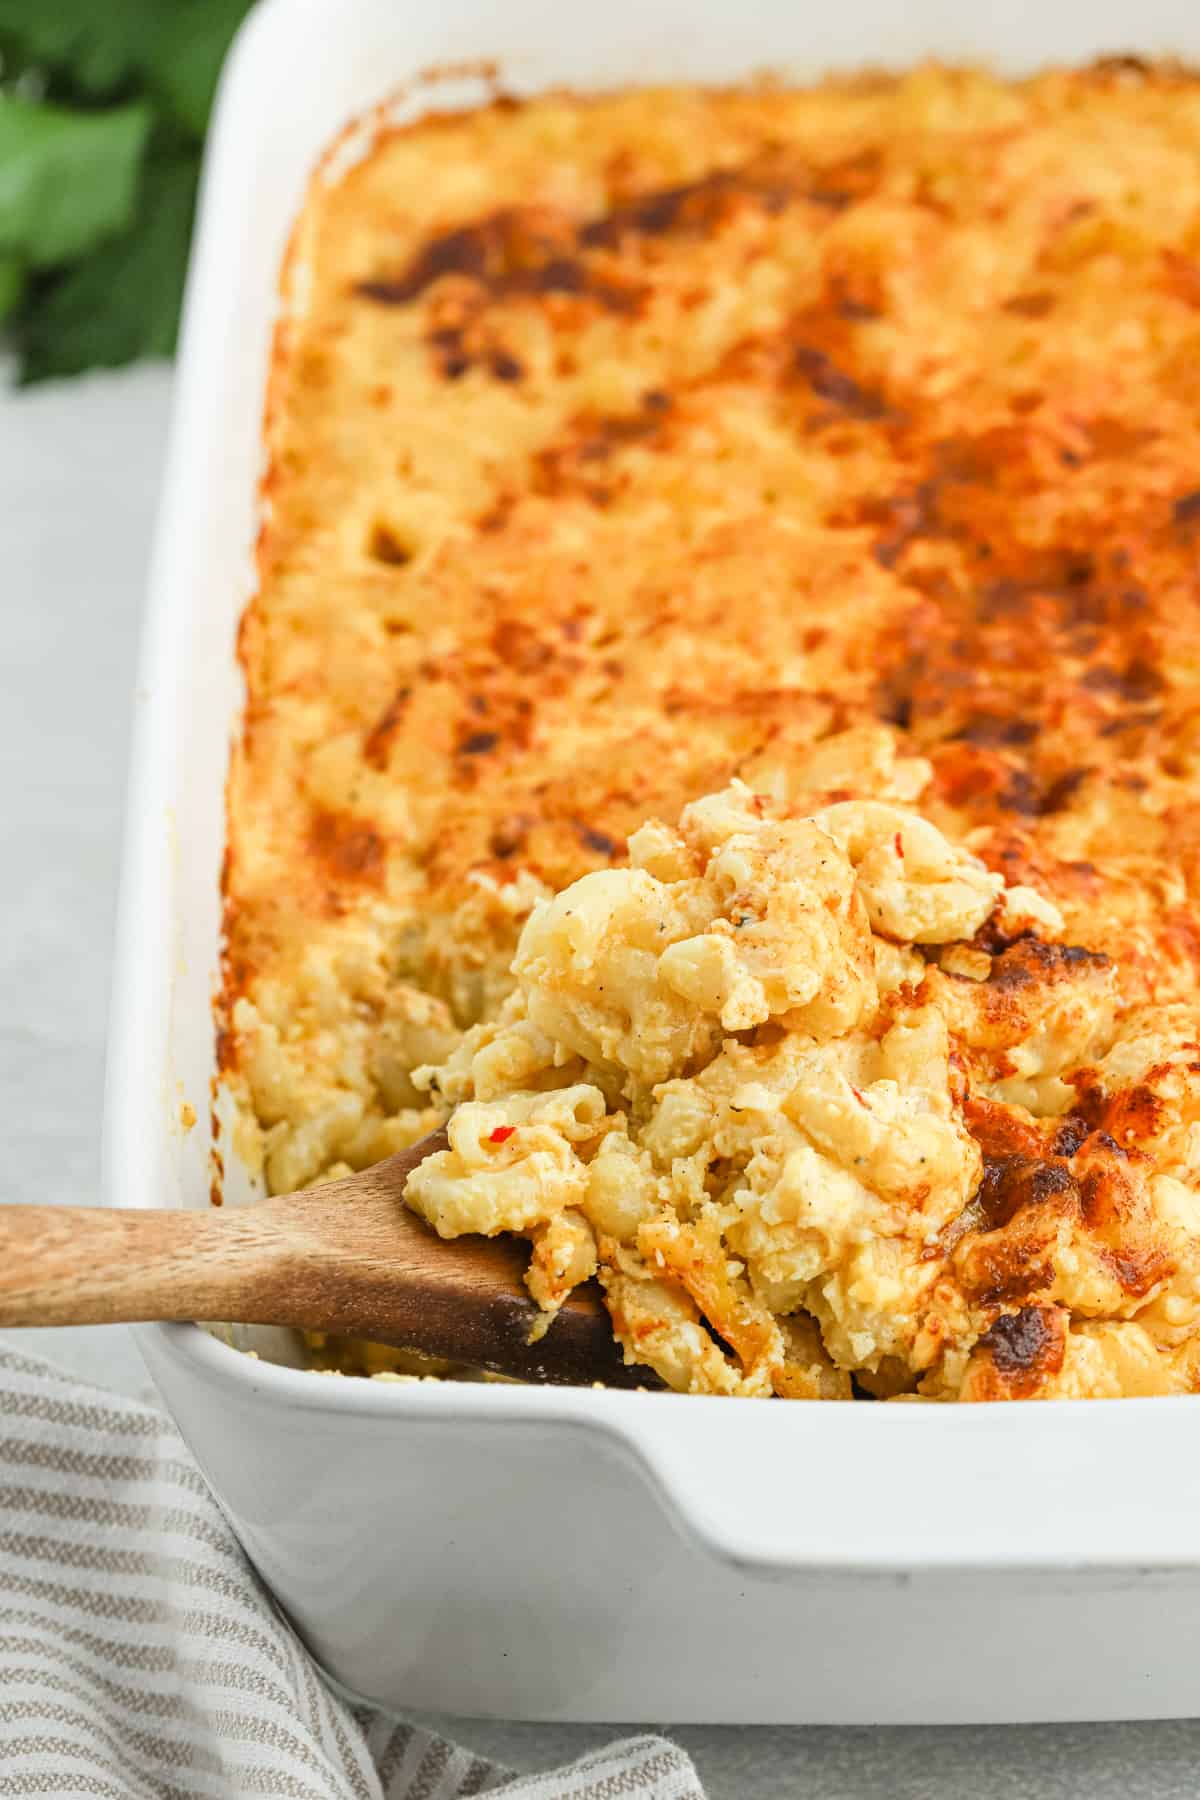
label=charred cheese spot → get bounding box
[967,1305,1068,1399]
[308,812,385,889]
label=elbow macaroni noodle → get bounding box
[404,784,1200,1400]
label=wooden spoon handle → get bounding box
[0,1134,652,1387]
[0,1203,298,1329]
[0,1135,447,1335]
[0,1198,645,1387]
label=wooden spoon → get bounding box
[0,1130,649,1388]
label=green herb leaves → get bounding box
[17,155,199,380]
[0,100,150,267]
[0,0,252,380]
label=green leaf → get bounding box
[0,251,24,321]
[0,97,150,267]
[0,1,253,136]
[0,6,141,99]
[0,3,255,381]
[139,0,253,138]
[15,152,199,381]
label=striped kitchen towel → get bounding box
[0,1344,705,1800]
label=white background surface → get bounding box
[4,364,1200,1795]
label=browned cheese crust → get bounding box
[222,61,1200,1396]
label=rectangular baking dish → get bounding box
[105,0,1200,1722]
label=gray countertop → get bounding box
[2,364,1198,1799]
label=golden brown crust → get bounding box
[221,62,1200,1393]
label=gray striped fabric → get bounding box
[0,1345,705,1800]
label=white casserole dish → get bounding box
[105,0,1200,1723]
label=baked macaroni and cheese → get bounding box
[221,60,1200,1399]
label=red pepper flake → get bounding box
[894,832,904,859]
[850,1086,868,1107]
[488,1125,516,1145]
